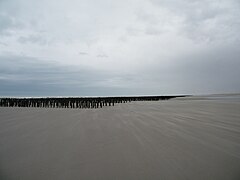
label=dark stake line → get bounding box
[0,96,187,109]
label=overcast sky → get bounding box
[0,0,240,96]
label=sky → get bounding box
[0,0,240,96]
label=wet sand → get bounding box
[0,96,240,180]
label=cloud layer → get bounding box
[0,0,240,96]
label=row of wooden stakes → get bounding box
[0,96,185,109]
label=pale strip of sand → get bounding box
[0,96,240,180]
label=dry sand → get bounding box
[0,95,240,180]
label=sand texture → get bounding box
[0,96,240,180]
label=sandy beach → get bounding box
[0,95,240,180]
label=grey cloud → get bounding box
[18,35,47,45]
[149,0,240,42]
[0,55,93,96]
[135,11,165,36]
[97,54,108,58]
[79,52,89,56]
[0,0,239,96]
[0,55,99,82]
[0,41,8,46]
[0,14,15,35]
[126,27,143,37]
[0,55,138,96]
[0,4,25,36]
[143,45,240,94]
[145,27,163,36]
